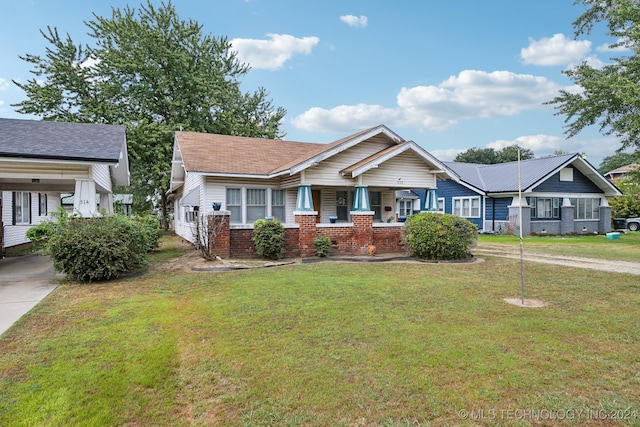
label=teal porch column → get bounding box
[352,185,371,211]
[295,185,314,211]
[424,188,439,211]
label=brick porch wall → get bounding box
[217,214,406,259]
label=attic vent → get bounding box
[560,167,574,182]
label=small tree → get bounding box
[610,178,640,218]
[404,212,477,260]
[191,213,228,260]
[252,218,285,260]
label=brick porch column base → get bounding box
[351,211,374,254]
[295,211,318,258]
[210,211,230,259]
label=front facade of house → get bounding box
[434,154,621,235]
[169,125,455,257]
[0,118,130,251]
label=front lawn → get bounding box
[478,231,640,263]
[1,236,639,426]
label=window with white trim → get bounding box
[528,197,561,219]
[271,189,286,222]
[370,191,382,221]
[226,188,242,223]
[247,189,266,223]
[570,198,600,220]
[452,196,480,218]
[13,192,31,224]
[185,209,197,223]
[398,199,413,216]
[336,190,349,221]
[437,197,445,213]
[38,193,48,216]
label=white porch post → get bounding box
[74,179,97,217]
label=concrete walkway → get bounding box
[0,253,59,336]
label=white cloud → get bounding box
[597,37,632,52]
[231,34,319,70]
[487,134,563,152]
[0,77,8,91]
[291,104,401,133]
[292,70,564,133]
[340,15,368,28]
[520,33,591,66]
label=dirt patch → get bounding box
[152,248,298,273]
[503,297,548,308]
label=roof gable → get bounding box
[445,153,621,197]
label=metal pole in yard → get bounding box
[518,149,525,304]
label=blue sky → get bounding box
[0,0,626,167]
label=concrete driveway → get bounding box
[0,253,59,336]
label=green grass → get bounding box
[478,231,640,263]
[1,235,639,426]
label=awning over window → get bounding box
[179,186,200,207]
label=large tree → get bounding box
[454,145,535,164]
[13,1,286,227]
[548,0,640,151]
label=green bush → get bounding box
[132,214,161,252]
[42,215,153,282]
[313,235,332,257]
[404,212,477,260]
[252,218,285,260]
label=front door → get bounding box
[312,190,321,223]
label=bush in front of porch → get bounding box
[404,212,477,260]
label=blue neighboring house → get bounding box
[416,153,622,235]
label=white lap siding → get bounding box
[2,191,61,249]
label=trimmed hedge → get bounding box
[252,218,285,260]
[28,210,160,282]
[404,212,477,260]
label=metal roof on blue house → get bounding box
[443,153,616,194]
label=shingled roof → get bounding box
[0,118,126,163]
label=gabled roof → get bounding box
[173,124,408,178]
[445,153,621,197]
[175,131,318,176]
[604,163,639,176]
[0,118,126,163]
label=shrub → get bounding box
[132,214,161,252]
[404,212,477,260]
[44,215,153,282]
[313,235,332,257]
[252,218,285,260]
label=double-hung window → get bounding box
[452,196,480,218]
[570,198,600,220]
[271,189,286,222]
[336,190,349,221]
[13,192,31,225]
[528,197,560,219]
[398,199,413,216]
[38,193,48,216]
[370,191,382,221]
[246,189,266,223]
[226,188,242,223]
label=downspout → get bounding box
[492,197,495,232]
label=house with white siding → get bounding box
[168,125,455,257]
[427,153,622,235]
[0,118,130,252]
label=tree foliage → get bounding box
[598,151,639,174]
[610,178,640,218]
[547,0,640,151]
[13,1,286,226]
[454,145,535,164]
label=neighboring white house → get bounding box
[0,118,130,252]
